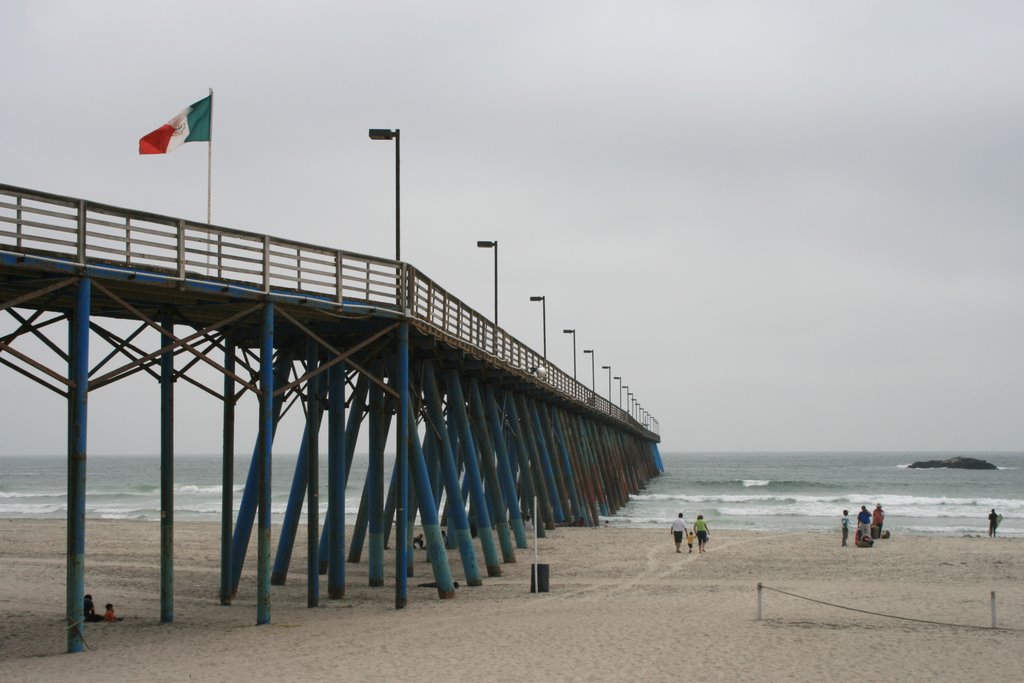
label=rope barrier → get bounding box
[66,615,93,650]
[757,583,1019,632]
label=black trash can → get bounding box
[871,526,880,539]
[530,563,549,593]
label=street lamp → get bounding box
[601,365,612,414]
[563,329,576,380]
[582,349,595,398]
[613,376,622,410]
[476,241,498,328]
[368,128,400,260]
[529,295,546,359]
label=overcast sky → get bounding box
[2,1,1022,455]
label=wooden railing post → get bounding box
[176,220,186,280]
[262,235,271,294]
[76,200,87,264]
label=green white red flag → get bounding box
[139,95,212,154]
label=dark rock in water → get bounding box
[907,456,998,470]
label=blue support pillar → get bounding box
[220,340,235,605]
[482,384,527,548]
[408,408,456,597]
[445,370,501,577]
[272,432,311,585]
[650,441,665,472]
[306,337,321,607]
[550,407,583,527]
[160,312,174,623]
[506,394,549,534]
[66,276,89,653]
[467,378,515,563]
[395,322,409,608]
[367,378,385,587]
[527,399,565,523]
[422,362,481,586]
[257,301,274,625]
[230,352,292,596]
[326,362,346,598]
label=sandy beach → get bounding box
[2,519,1022,682]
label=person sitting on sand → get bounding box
[103,603,121,622]
[694,514,710,553]
[412,533,426,549]
[83,594,103,622]
[670,513,688,553]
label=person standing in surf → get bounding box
[989,509,999,537]
[841,509,850,547]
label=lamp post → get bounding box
[625,390,632,419]
[476,241,498,327]
[529,295,546,359]
[613,376,622,410]
[563,329,576,380]
[582,349,595,399]
[368,129,400,260]
[601,365,612,414]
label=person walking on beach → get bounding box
[670,513,688,553]
[841,509,850,547]
[989,509,1000,537]
[694,514,710,553]
[856,505,871,543]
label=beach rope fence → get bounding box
[756,583,1018,631]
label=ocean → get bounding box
[1,451,1020,538]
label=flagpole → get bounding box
[207,87,213,224]
[207,88,214,275]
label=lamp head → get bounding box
[563,328,575,334]
[530,296,544,302]
[368,129,396,140]
[477,240,497,249]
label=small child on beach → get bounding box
[686,530,695,553]
[103,603,118,622]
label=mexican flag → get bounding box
[139,95,212,155]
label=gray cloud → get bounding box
[2,1,1022,453]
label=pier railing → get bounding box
[0,183,657,437]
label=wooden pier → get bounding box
[0,183,662,652]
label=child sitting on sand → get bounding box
[103,603,120,622]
